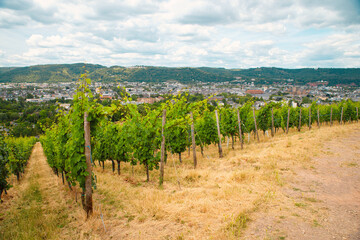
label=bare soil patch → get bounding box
[243,127,360,240]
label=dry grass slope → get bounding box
[89,122,359,239]
[1,122,359,240]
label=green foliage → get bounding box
[4,136,36,182]
[0,64,233,83]
[341,99,357,122]
[64,75,91,188]
[125,104,162,180]
[302,96,312,104]
[257,103,277,134]
[92,120,132,171]
[41,73,113,190]
[0,135,36,201]
[2,64,359,86]
[220,107,237,138]
[318,104,330,123]
[310,101,318,125]
[112,123,132,165]
[226,67,360,86]
[162,95,191,158]
[0,99,57,137]
[40,82,360,188]
[41,126,58,171]
[289,107,299,128]
[280,104,289,131]
[0,63,104,83]
[238,101,254,134]
[0,135,11,199]
[92,120,108,167]
[195,108,218,147]
[167,125,189,157]
[299,107,308,127]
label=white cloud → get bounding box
[0,9,30,28]
[298,33,360,67]
[0,0,359,68]
[212,38,241,54]
[26,34,76,48]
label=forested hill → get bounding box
[0,63,359,86]
[0,63,104,83]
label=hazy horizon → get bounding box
[1,63,360,70]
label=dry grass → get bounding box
[89,122,360,239]
[1,122,358,240]
[0,143,102,240]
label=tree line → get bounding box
[1,63,359,86]
[0,99,58,137]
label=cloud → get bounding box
[171,0,239,25]
[26,34,76,48]
[178,7,237,25]
[159,23,213,43]
[298,0,360,26]
[298,33,360,67]
[0,0,359,68]
[0,0,59,26]
[0,0,32,11]
[91,0,159,21]
[0,9,30,28]
[112,19,161,43]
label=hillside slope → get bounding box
[0,63,104,83]
[1,64,359,85]
[0,64,232,83]
[1,122,359,239]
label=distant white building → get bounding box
[59,103,71,110]
[26,98,42,103]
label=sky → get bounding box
[0,0,359,68]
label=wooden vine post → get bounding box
[237,110,243,150]
[298,108,302,132]
[271,108,275,137]
[159,109,166,185]
[84,112,93,217]
[188,130,191,156]
[309,107,312,130]
[190,112,197,168]
[252,107,259,142]
[340,107,343,125]
[357,107,359,122]
[317,108,320,128]
[215,110,223,158]
[330,107,333,127]
[286,108,290,134]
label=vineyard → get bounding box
[0,135,36,202]
[41,75,359,212]
[39,75,360,214]
[1,75,360,239]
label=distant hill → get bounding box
[0,63,104,83]
[0,64,359,86]
[226,67,360,86]
[90,66,234,83]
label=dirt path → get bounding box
[0,142,91,240]
[243,130,360,239]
